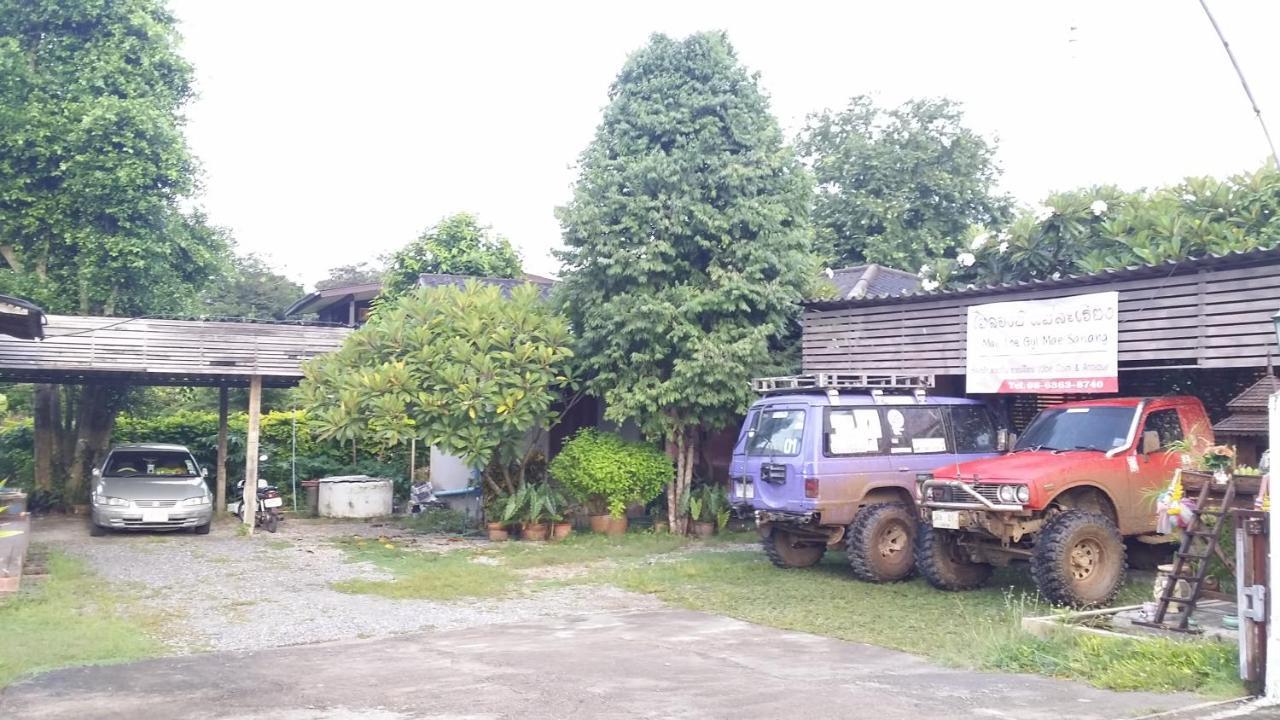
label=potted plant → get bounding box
[547,487,573,541]
[549,429,673,535]
[501,483,554,541]
[684,484,730,538]
[485,492,512,541]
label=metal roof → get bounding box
[284,282,383,317]
[0,294,45,340]
[1226,375,1280,411]
[829,264,921,300]
[805,245,1280,311]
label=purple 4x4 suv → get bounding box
[730,375,1003,582]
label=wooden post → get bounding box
[243,376,263,534]
[409,437,416,481]
[1268,392,1280,698]
[216,386,229,513]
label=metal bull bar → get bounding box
[919,478,1025,512]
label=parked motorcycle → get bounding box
[229,478,284,533]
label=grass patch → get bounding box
[599,549,1242,696]
[0,551,169,686]
[482,531,691,569]
[332,537,516,600]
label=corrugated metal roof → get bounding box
[805,245,1280,310]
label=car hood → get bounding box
[99,476,207,501]
[932,450,1107,484]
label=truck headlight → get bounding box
[1016,485,1030,504]
[181,496,211,507]
[997,485,1018,504]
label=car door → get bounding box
[1128,407,1186,532]
[882,405,953,493]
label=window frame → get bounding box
[947,404,999,455]
[822,406,888,457]
[1141,408,1185,450]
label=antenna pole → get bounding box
[1199,0,1280,170]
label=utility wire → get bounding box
[1199,0,1280,170]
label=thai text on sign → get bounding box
[965,290,1119,394]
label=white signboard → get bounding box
[966,291,1118,394]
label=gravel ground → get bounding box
[31,515,661,653]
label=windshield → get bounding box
[105,451,199,477]
[1015,407,1136,452]
[747,409,805,456]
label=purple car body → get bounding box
[729,390,1001,580]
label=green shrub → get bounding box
[0,420,34,488]
[549,429,673,517]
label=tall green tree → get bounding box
[315,262,384,290]
[382,212,522,297]
[798,96,1010,272]
[0,0,228,498]
[200,252,301,320]
[556,32,816,531]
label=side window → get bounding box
[734,411,756,454]
[950,405,997,454]
[747,409,806,457]
[1143,409,1184,448]
[884,407,948,455]
[825,408,884,456]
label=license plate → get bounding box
[263,497,283,508]
[931,510,960,530]
[141,509,169,523]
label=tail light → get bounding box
[804,477,819,498]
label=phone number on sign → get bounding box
[1003,379,1110,392]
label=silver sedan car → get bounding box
[90,443,214,535]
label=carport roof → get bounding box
[0,314,350,387]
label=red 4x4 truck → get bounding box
[916,396,1210,608]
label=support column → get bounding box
[1267,391,1279,697]
[243,376,263,533]
[216,386,229,513]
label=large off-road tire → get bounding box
[847,503,916,582]
[916,523,992,591]
[1031,510,1126,608]
[1124,537,1173,571]
[762,528,825,568]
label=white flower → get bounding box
[969,232,991,251]
[957,252,976,268]
[823,267,834,279]
[1090,199,1108,216]
[1051,271,1062,280]
[921,278,940,292]
[997,241,1009,254]
[1033,205,1056,223]
[918,264,932,277]
[997,231,1010,241]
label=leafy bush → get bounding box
[549,429,673,518]
[0,420,34,489]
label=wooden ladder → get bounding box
[1136,471,1237,633]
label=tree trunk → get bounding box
[244,375,263,534]
[666,427,696,535]
[65,385,116,503]
[33,384,58,491]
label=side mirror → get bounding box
[1141,430,1161,455]
[92,468,102,478]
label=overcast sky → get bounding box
[171,0,1280,287]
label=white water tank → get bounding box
[316,475,393,518]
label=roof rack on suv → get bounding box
[752,372,935,394]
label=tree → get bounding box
[0,0,228,499]
[298,282,573,497]
[555,32,816,532]
[923,165,1280,289]
[315,262,384,290]
[797,96,1010,272]
[200,253,302,320]
[382,212,522,297]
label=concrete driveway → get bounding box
[1,609,1191,720]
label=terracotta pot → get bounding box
[605,515,628,536]
[551,522,572,541]
[693,521,715,538]
[486,523,509,542]
[523,522,549,541]
[589,515,611,534]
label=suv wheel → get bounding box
[916,523,992,591]
[89,522,107,537]
[761,528,825,568]
[1031,510,1126,608]
[847,503,916,582]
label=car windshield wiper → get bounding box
[1011,444,1048,453]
